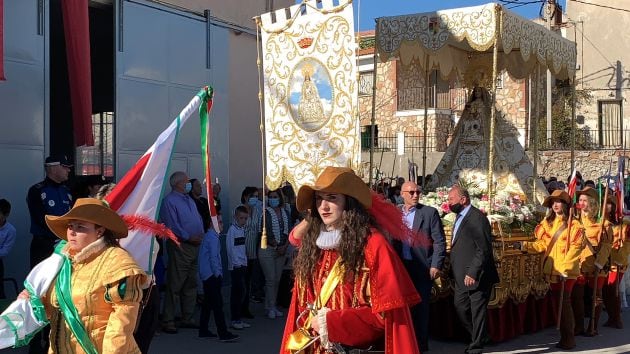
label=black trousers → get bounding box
[242,259,256,314]
[230,266,247,322]
[200,276,229,336]
[403,260,432,351]
[453,284,492,354]
[29,235,56,269]
[133,284,160,354]
[29,236,53,354]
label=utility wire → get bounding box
[499,0,543,5]
[568,0,630,13]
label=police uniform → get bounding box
[27,177,72,268]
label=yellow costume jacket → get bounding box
[524,216,584,281]
[611,224,630,272]
[45,238,146,353]
[579,217,612,277]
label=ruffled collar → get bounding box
[316,229,341,250]
[64,237,108,264]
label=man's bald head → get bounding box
[401,181,420,207]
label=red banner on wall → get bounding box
[61,0,94,146]
[0,0,5,81]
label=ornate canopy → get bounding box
[376,3,576,81]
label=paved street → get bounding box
[6,294,630,354]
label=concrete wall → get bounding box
[161,0,293,28]
[1,1,49,292]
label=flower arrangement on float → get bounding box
[420,182,539,235]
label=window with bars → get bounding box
[359,71,374,96]
[75,112,115,177]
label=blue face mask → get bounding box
[248,197,259,207]
[268,197,280,208]
[184,182,192,193]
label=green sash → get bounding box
[54,241,98,354]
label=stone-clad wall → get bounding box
[532,150,625,181]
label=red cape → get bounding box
[280,230,421,354]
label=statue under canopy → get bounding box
[428,86,547,204]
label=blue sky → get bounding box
[296,1,567,31]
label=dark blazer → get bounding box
[450,205,499,291]
[393,203,447,282]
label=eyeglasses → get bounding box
[403,190,420,195]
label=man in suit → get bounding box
[392,181,446,351]
[448,185,499,354]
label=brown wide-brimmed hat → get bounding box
[542,189,572,208]
[296,167,371,212]
[576,186,598,201]
[45,198,128,240]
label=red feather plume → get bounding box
[120,214,180,246]
[368,192,432,248]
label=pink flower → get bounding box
[441,202,450,213]
[481,195,489,201]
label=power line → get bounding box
[569,0,630,13]
[499,0,544,5]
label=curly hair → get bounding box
[293,195,374,283]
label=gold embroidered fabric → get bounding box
[258,0,360,190]
[428,86,548,203]
[46,245,146,354]
[376,3,576,80]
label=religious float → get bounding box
[374,2,577,342]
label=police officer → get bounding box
[26,155,73,268]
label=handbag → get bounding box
[286,258,343,353]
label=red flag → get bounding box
[104,89,210,273]
[567,169,578,199]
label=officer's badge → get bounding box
[48,200,55,207]
[41,192,46,200]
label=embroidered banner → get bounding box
[259,0,359,190]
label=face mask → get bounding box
[268,197,280,208]
[248,197,258,207]
[450,203,463,214]
[184,182,192,193]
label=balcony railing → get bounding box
[362,129,630,153]
[361,134,440,153]
[537,129,630,151]
[397,86,452,111]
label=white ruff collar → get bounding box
[316,229,341,250]
[66,237,108,264]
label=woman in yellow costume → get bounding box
[518,190,584,350]
[25,198,147,353]
[602,194,630,329]
[572,187,612,337]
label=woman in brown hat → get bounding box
[280,167,420,354]
[519,190,584,350]
[602,194,629,329]
[573,186,612,337]
[23,198,146,353]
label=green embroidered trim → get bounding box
[54,241,98,354]
[118,279,127,300]
[105,284,112,303]
[24,282,47,323]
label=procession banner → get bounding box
[259,0,359,189]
